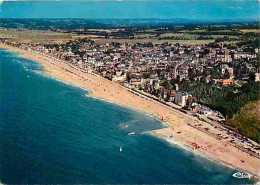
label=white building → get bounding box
[199,108,214,116]
[175,92,189,107]
[255,73,260,82]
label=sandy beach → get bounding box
[1,43,259,178]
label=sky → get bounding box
[0,0,259,19]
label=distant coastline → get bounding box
[1,43,259,178]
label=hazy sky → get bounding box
[0,0,259,19]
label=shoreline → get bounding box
[1,43,259,178]
[150,131,247,174]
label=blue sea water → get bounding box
[0,49,254,184]
[0,1,259,19]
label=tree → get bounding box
[160,80,173,90]
[143,73,150,79]
[126,73,131,83]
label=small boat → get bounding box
[128,132,135,135]
[120,147,122,152]
[232,172,252,179]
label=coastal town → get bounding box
[1,29,259,121]
[1,0,260,183]
[0,25,260,177]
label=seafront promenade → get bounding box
[0,43,260,178]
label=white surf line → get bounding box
[149,131,236,168]
[149,131,260,180]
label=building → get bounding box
[219,79,233,85]
[199,108,214,116]
[255,73,260,82]
[175,92,190,107]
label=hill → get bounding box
[228,101,260,144]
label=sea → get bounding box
[0,49,256,184]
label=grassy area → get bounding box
[160,33,184,37]
[134,33,156,38]
[93,38,215,45]
[1,28,243,45]
[228,101,260,144]
[0,30,74,44]
[0,29,215,45]
[186,29,207,33]
[240,29,260,33]
[1,26,250,48]
[164,30,241,41]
